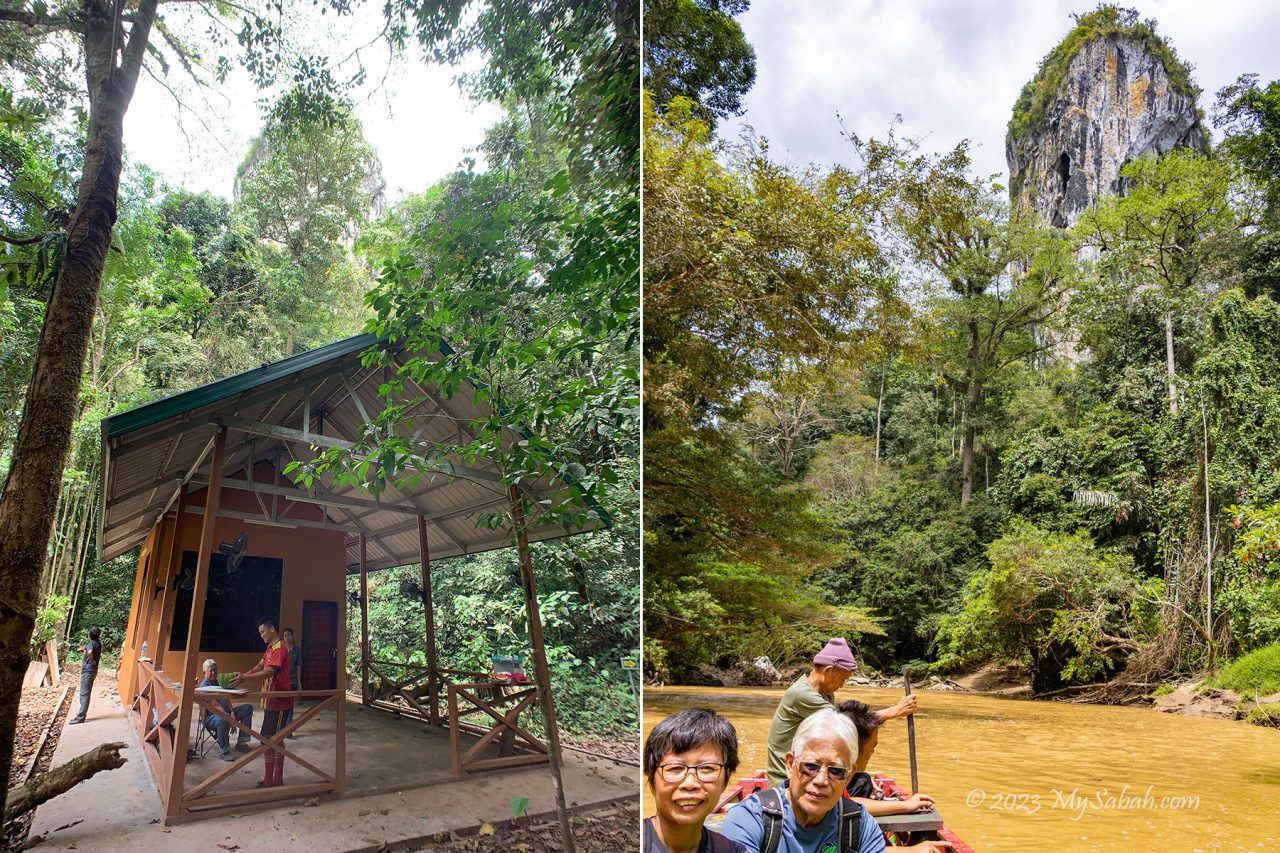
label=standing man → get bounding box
[764,638,916,787]
[231,617,292,787]
[281,627,302,736]
[67,627,101,725]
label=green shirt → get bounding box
[765,674,834,787]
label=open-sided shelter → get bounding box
[103,333,600,823]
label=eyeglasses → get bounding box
[657,763,726,784]
[796,761,850,781]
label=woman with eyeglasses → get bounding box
[644,708,749,853]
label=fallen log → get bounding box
[4,741,127,822]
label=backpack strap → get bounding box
[756,788,785,853]
[837,797,863,853]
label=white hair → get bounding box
[791,707,857,759]
[203,659,217,670]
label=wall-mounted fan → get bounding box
[218,531,248,574]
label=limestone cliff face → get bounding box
[1007,34,1206,227]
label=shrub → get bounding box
[1205,644,1280,697]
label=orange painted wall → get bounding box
[118,466,348,699]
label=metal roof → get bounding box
[99,335,604,571]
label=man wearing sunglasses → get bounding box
[720,708,886,853]
[765,638,917,788]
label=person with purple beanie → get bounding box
[763,638,917,788]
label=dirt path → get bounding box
[402,799,637,852]
[3,668,89,851]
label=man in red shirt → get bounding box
[231,617,293,787]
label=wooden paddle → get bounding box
[903,665,918,794]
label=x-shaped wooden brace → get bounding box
[183,695,334,801]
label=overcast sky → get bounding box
[123,7,501,203]
[721,0,1280,182]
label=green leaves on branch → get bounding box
[936,522,1162,689]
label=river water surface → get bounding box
[644,686,1280,851]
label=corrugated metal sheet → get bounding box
[100,336,605,570]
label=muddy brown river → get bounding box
[644,685,1280,852]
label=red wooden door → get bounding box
[301,600,337,691]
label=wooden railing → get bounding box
[446,681,549,775]
[129,660,182,810]
[366,658,441,721]
[364,659,548,777]
[129,659,346,820]
[181,687,345,815]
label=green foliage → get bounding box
[815,465,992,667]
[936,522,1161,690]
[1243,702,1280,727]
[1204,644,1280,696]
[353,469,638,739]
[68,554,137,667]
[1215,75,1280,227]
[644,0,756,124]
[1007,5,1199,145]
[31,594,70,656]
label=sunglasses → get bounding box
[657,762,726,784]
[796,761,850,781]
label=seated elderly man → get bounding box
[721,708,885,853]
[198,659,254,761]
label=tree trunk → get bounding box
[1165,310,1178,417]
[874,360,886,470]
[4,741,128,822]
[0,0,157,818]
[960,324,981,507]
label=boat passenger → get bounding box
[643,707,749,853]
[764,638,917,787]
[720,708,887,853]
[837,699,937,818]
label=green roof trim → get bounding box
[104,333,382,440]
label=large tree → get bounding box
[1076,150,1239,417]
[0,4,165,815]
[643,0,755,125]
[857,135,1077,506]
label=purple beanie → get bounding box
[813,637,857,672]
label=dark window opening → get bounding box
[169,551,283,653]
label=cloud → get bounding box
[721,0,1280,181]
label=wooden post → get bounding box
[509,485,575,853]
[119,539,150,700]
[416,515,440,725]
[903,665,918,795]
[359,533,369,706]
[165,428,226,820]
[336,607,347,794]
[153,485,188,672]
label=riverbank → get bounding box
[654,658,1280,727]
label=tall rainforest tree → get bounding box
[643,0,755,125]
[1075,150,1239,417]
[643,99,890,676]
[857,135,1078,506]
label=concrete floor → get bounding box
[29,690,638,852]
